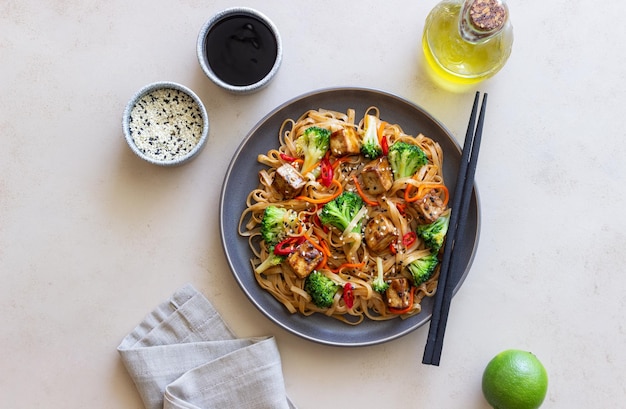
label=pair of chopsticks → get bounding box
[422,91,488,366]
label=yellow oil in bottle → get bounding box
[422,0,513,91]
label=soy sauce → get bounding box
[204,15,278,86]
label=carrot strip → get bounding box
[295,179,343,204]
[404,184,415,202]
[351,175,379,206]
[331,261,366,274]
[304,234,328,270]
[331,156,350,170]
[377,121,387,144]
[302,162,319,175]
[319,239,332,256]
[404,183,449,206]
[439,185,450,207]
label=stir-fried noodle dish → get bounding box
[239,107,451,325]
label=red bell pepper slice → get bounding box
[402,231,417,247]
[343,283,354,309]
[396,202,407,216]
[274,236,305,256]
[381,135,389,156]
[280,153,298,162]
[320,157,333,187]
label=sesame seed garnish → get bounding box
[129,88,203,162]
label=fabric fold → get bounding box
[117,284,295,409]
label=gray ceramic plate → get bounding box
[219,87,480,346]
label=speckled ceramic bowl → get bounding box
[196,7,282,94]
[122,81,209,166]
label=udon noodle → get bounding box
[239,107,450,325]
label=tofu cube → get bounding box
[287,241,324,278]
[413,191,446,225]
[273,163,306,199]
[385,278,411,310]
[364,214,398,253]
[361,157,394,194]
[330,128,361,157]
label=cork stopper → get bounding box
[468,0,507,32]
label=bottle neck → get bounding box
[459,0,508,43]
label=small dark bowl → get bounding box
[196,7,282,94]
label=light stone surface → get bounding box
[2,0,626,407]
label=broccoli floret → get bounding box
[294,126,330,173]
[360,115,383,159]
[372,257,389,293]
[304,271,339,308]
[387,141,428,179]
[318,191,365,234]
[254,246,286,274]
[407,253,439,286]
[260,206,299,246]
[416,214,450,253]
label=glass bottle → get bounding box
[422,0,513,90]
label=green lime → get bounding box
[481,349,548,409]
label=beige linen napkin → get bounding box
[117,284,296,409]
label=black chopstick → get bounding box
[422,91,487,366]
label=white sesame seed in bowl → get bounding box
[122,81,209,166]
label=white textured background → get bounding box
[2,0,625,407]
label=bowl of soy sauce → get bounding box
[197,7,282,94]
